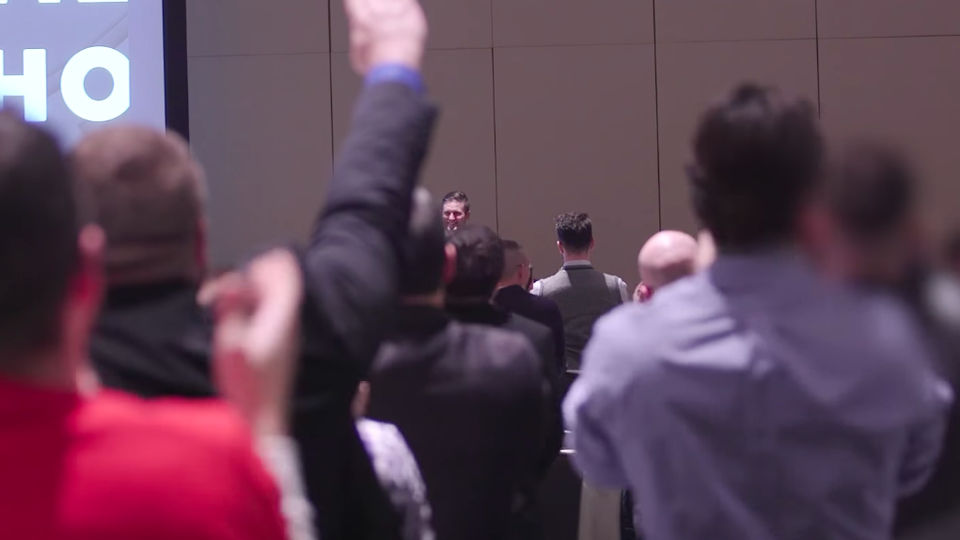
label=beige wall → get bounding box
[188,0,960,286]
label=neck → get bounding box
[846,251,908,287]
[447,295,492,305]
[401,290,445,308]
[0,346,82,392]
[563,252,590,263]
[496,279,523,290]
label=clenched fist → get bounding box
[345,0,427,75]
[213,249,304,436]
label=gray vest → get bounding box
[537,265,623,371]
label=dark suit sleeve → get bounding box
[304,82,438,368]
[546,303,566,374]
[532,328,564,482]
[293,82,436,540]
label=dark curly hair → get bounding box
[689,83,823,251]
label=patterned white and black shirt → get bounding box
[356,419,435,540]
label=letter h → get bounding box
[0,50,47,122]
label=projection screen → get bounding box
[0,0,188,145]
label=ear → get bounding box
[796,200,833,264]
[638,284,653,302]
[589,238,596,251]
[556,241,564,255]
[518,263,530,286]
[74,225,105,303]
[442,243,458,284]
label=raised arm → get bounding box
[305,0,435,368]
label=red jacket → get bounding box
[0,377,287,540]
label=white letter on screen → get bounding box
[0,50,48,122]
[61,47,130,122]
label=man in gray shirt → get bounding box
[565,83,951,540]
[533,212,629,372]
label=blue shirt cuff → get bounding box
[365,64,425,95]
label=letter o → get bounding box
[61,47,130,122]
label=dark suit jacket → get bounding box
[494,285,565,375]
[445,301,564,484]
[90,82,438,540]
[367,305,546,540]
[92,281,215,399]
[894,271,960,536]
[446,300,554,372]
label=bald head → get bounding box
[499,240,531,289]
[638,231,699,291]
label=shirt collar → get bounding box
[563,260,593,269]
[709,248,818,293]
[494,285,527,299]
[391,304,451,337]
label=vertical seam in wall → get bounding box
[491,47,500,233]
[490,0,500,233]
[327,0,336,165]
[652,0,662,230]
[814,0,822,118]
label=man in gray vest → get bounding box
[532,212,629,372]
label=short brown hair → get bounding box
[0,111,80,357]
[556,212,593,253]
[70,126,206,285]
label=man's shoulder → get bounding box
[849,290,941,374]
[446,322,543,384]
[458,321,541,358]
[600,271,626,282]
[582,289,698,376]
[376,320,539,373]
[507,312,552,339]
[593,302,667,349]
[528,292,562,314]
[80,392,253,458]
[75,392,286,538]
[68,393,282,535]
[539,269,566,281]
[534,270,569,289]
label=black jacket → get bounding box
[92,281,215,399]
[444,300,564,486]
[367,305,546,540]
[446,300,555,372]
[494,285,565,375]
[894,270,960,536]
[90,82,438,540]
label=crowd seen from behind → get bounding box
[0,0,959,539]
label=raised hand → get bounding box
[345,0,427,74]
[213,249,304,436]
